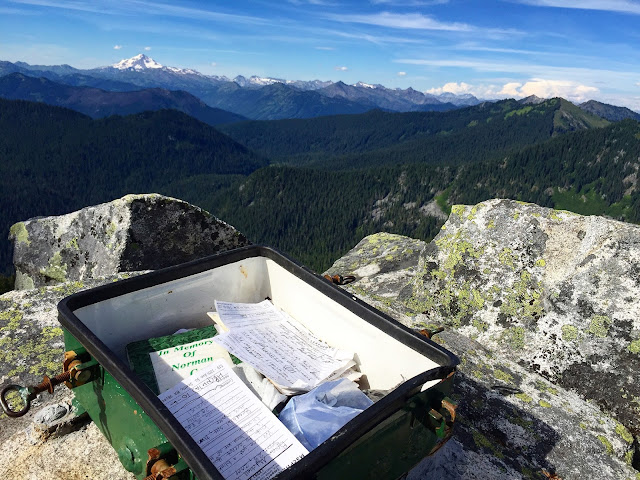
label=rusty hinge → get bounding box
[427,396,457,455]
[145,443,188,480]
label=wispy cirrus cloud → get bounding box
[9,0,272,24]
[113,44,123,50]
[326,11,472,31]
[314,27,424,45]
[509,0,640,15]
[315,46,335,50]
[0,6,41,14]
[335,66,348,71]
[397,71,407,76]
[394,57,640,81]
[370,0,450,5]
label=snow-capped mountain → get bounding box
[112,54,163,71]
[354,81,379,89]
[108,54,205,76]
[233,75,286,88]
[232,75,332,91]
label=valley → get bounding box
[1,56,639,285]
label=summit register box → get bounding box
[57,245,459,480]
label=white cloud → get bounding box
[315,46,335,50]
[335,66,348,71]
[636,82,640,86]
[113,45,122,50]
[427,81,473,94]
[210,62,217,67]
[425,78,599,103]
[328,12,472,31]
[501,79,599,102]
[397,71,407,76]
[144,46,151,51]
[512,0,640,15]
[499,82,523,97]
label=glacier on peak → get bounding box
[110,54,207,77]
[112,54,163,71]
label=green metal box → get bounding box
[57,246,458,480]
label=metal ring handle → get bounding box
[0,384,32,418]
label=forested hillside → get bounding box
[219,98,608,169]
[1,97,636,286]
[184,120,640,271]
[0,99,266,275]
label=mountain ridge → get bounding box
[0,72,246,125]
[0,57,475,119]
[4,56,639,118]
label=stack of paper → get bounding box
[159,359,308,480]
[210,300,357,395]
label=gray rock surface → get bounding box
[327,200,640,479]
[10,194,250,290]
[406,199,640,439]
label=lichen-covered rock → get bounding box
[0,274,142,441]
[0,275,140,479]
[10,194,250,290]
[326,216,640,479]
[398,199,640,441]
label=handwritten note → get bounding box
[213,300,283,331]
[150,337,233,393]
[159,360,308,480]
[212,301,355,394]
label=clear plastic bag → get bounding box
[278,378,373,450]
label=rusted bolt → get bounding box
[0,371,71,417]
[323,274,356,285]
[416,327,445,339]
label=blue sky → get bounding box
[1,0,639,110]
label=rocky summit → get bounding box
[1,196,639,479]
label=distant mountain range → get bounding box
[3,54,638,122]
[0,73,245,125]
[0,55,469,120]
